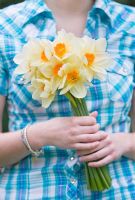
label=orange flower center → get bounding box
[41,51,48,62]
[53,63,62,76]
[40,83,45,91]
[85,53,95,65]
[54,43,66,58]
[67,70,79,83]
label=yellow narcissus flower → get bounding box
[53,30,79,60]
[40,57,64,93]
[15,65,47,84]
[77,36,112,82]
[14,39,53,72]
[28,78,55,108]
[58,56,88,98]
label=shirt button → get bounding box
[70,156,75,161]
[71,178,77,184]
[20,77,24,82]
[123,68,127,73]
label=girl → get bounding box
[0,0,135,199]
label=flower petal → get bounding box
[41,94,55,108]
[95,38,107,52]
[60,84,73,95]
[70,83,87,98]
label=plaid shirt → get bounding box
[0,0,135,199]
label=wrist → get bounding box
[127,133,135,154]
[123,133,135,156]
[26,122,48,150]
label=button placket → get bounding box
[123,68,128,73]
[70,156,75,161]
[70,178,77,185]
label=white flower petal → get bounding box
[41,95,55,108]
[13,53,24,64]
[59,75,67,89]
[86,69,94,82]
[95,38,107,52]
[32,90,41,100]
[51,78,61,93]
[14,65,29,75]
[70,83,87,98]
[60,84,73,95]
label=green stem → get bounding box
[97,168,111,189]
[65,92,112,191]
[99,166,111,187]
[84,163,92,190]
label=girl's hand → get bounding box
[31,112,108,151]
[78,132,132,167]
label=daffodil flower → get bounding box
[40,57,64,93]
[76,36,112,82]
[53,30,79,60]
[58,56,88,98]
[14,39,53,71]
[28,78,55,108]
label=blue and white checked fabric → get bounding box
[0,0,135,199]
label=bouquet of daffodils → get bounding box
[14,30,112,191]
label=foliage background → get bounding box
[0,0,135,8]
[1,0,135,131]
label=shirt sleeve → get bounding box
[0,54,9,96]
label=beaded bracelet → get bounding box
[21,125,43,157]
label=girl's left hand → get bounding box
[78,132,132,167]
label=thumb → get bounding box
[89,111,98,118]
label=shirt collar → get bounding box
[23,0,54,22]
[91,0,112,20]
[25,0,112,19]
[23,0,112,26]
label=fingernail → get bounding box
[88,163,94,167]
[94,111,98,115]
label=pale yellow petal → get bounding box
[70,83,87,98]
[85,69,94,82]
[51,77,61,93]
[13,53,24,64]
[59,75,67,89]
[95,38,107,52]
[60,84,73,95]
[83,36,95,52]
[32,90,41,100]
[94,54,112,68]
[14,65,29,75]
[41,94,55,108]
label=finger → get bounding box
[89,111,98,118]
[88,154,114,167]
[72,141,100,151]
[77,142,99,152]
[77,148,97,156]
[77,124,100,135]
[77,134,110,156]
[76,131,108,143]
[79,145,113,162]
[77,136,111,156]
[73,116,96,126]
[91,135,112,152]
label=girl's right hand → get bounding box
[30,113,107,151]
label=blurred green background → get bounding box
[1,0,135,131]
[0,0,135,8]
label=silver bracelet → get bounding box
[21,125,43,157]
